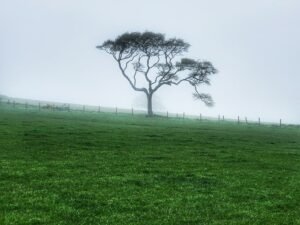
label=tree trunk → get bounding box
[147,93,153,116]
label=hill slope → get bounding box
[0,105,300,225]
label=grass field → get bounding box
[0,104,300,225]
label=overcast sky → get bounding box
[1,0,299,123]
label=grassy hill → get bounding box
[0,104,299,225]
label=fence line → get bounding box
[0,97,286,126]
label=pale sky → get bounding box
[1,0,299,124]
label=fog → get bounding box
[1,0,299,123]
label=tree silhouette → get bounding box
[97,32,217,116]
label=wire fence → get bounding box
[0,97,285,127]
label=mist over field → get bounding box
[0,0,299,123]
[1,2,300,224]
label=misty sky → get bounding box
[1,0,299,123]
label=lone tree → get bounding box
[97,32,217,116]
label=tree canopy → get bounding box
[97,31,217,116]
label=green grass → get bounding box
[0,104,300,225]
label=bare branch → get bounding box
[193,86,214,107]
[149,54,161,69]
[121,54,137,71]
[117,59,148,94]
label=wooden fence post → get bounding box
[245,117,248,124]
[222,115,225,121]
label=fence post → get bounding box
[258,117,260,125]
[131,108,134,116]
[200,113,202,121]
[245,117,247,124]
[222,115,224,121]
[238,116,240,124]
[183,112,185,119]
[280,119,282,127]
[167,111,168,118]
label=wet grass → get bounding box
[0,105,300,224]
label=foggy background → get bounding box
[1,0,299,124]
